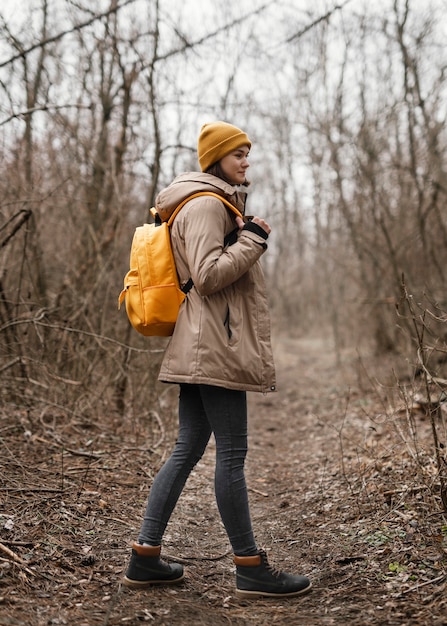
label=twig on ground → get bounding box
[401,573,447,595]
[0,541,37,578]
[166,549,232,564]
[248,486,269,497]
[383,485,427,497]
[0,487,63,492]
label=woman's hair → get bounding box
[205,161,250,187]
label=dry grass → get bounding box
[1,336,447,625]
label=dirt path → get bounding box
[1,336,446,625]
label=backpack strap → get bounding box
[169,191,244,295]
[166,191,243,227]
[181,277,194,294]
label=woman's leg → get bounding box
[199,384,258,556]
[138,384,212,545]
[129,383,311,597]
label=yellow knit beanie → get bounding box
[198,121,251,172]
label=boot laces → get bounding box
[259,550,282,578]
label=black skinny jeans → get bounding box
[138,383,258,556]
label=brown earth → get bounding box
[1,336,447,625]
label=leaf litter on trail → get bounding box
[1,338,447,625]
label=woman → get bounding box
[123,121,311,599]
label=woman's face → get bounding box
[219,145,250,185]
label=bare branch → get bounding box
[153,2,275,64]
[0,209,32,249]
[0,0,139,69]
[0,103,92,127]
[278,0,354,47]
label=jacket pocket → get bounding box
[224,305,232,339]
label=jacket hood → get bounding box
[155,172,247,222]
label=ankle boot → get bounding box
[234,550,311,599]
[123,543,184,588]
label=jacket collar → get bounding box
[155,172,247,222]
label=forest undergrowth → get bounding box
[1,335,447,625]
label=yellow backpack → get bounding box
[118,192,242,337]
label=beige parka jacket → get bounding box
[156,172,276,393]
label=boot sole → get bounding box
[236,581,312,599]
[122,573,185,589]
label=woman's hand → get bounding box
[235,215,271,235]
[235,216,245,230]
[252,216,271,235]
